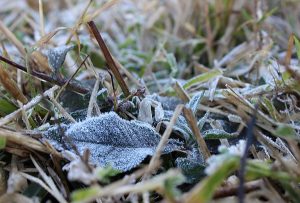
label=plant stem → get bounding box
[0,55,90,94]
[87,21,130,97]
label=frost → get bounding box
[43,45,75,72]
[175,147,205,183]
[205,140,246,175]
[163,111,193,142]
[44,112,181,172]
[186,91,204,114]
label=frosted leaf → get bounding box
[175,147,205,183]
[197,111,210,131]
[163,111,193,142]
[186,91,204,114]
[44,112,181,172]
[202,129,238,139]
[43,45,75,72]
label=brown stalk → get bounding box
[213,180,261,199]
[87,21,130,97]
[0,55,90,94]
[183,107,211,160]
[0,64,28,103]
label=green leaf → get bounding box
[166,53,178,77]
[282,71,291,81]
[186,91,204,114]
[96,165,120,183]
[0,98,17,117]
[274,124,297,139]
[197,111,210,131]
[71,186,100,203]
[175,148,206,184]
[262,96,279,121]
[183,69,222,89]
[0,137,6,149]
[246,160,291,181]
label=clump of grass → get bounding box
[0,1,300,203]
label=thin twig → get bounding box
[87,21,130,97]
[145,105,184,175]
[0,55,90,94]
[48,95,76,123]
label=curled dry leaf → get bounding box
[138,97,164,124]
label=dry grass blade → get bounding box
[85,0,120,22]
[48,94,76,123]
[0,20,26,55]
[72,169,180,203]
[20,156,67,203]
[173,81,190,103]
[0,63,27,103]
[145,105,184,175]
[0,128,50,153]
[183,107,211,160]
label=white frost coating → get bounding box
[186,92,204,114]
[43,45,75,72]
[44,112,181,172]
[205,140,246,175]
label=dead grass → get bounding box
[0,0,300,203]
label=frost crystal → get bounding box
[44,112,181,172]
